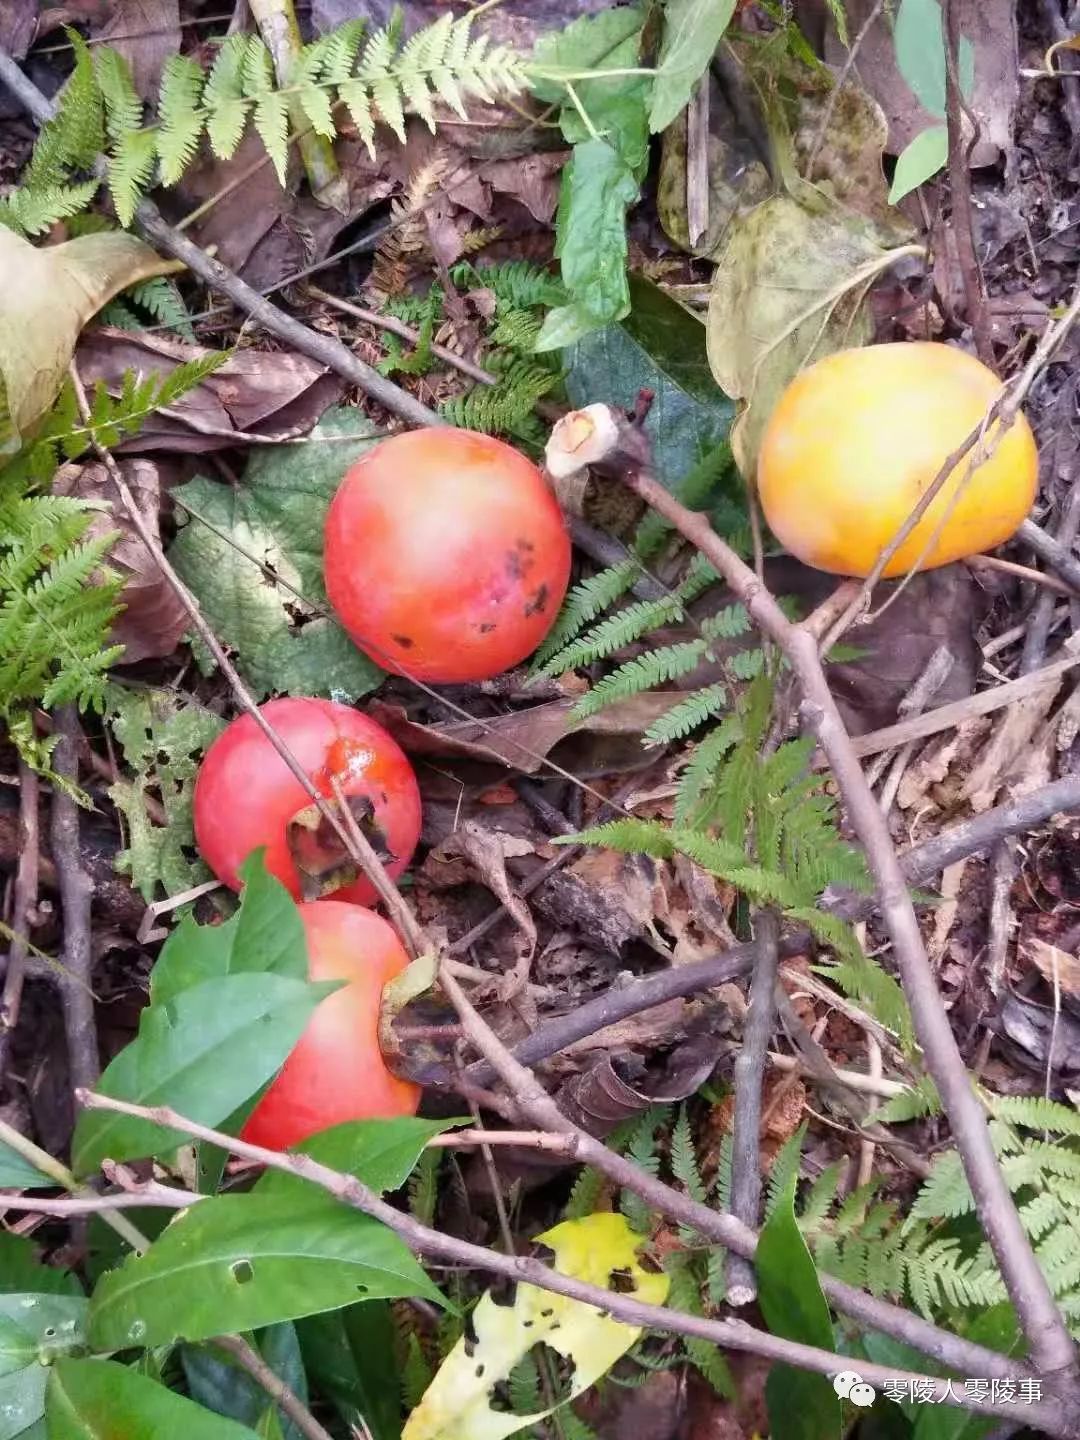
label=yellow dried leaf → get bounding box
[402,1212,669,1440]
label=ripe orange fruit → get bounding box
[756,343,1038,579]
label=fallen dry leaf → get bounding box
[0,0,35,58]
[961,683,1063,812]
[90,0,180,98]
[75,329,343,451]
[1027,936,1080,998]
[558,1032,728,1136]
[0,229,181,453]
[53,458,189,664]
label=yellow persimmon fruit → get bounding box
[756,342,1039,579]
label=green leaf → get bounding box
[71,973,337,1177]
[0,1295,87,1440]
[649,0,737,132]
[888,125,948,203]
[756,1169,841,1440]
[255,1117,464,1200]
[894,0,974,119]
[529,8,645,104]
[182,1323,308,1440]
[168,408,384,700]
[46,1357,261,1438]
[564,274,736,488]
[536,139,640,350]
[298,1303,402,1440]
[0,1235,81,1298]
[87,1192,443,1349]
[151,851,306,1005]
[911,1305,1020,1440]
[0,1143,54,1192]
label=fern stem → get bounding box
[248,0,348,211]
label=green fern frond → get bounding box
[643,683,729,746]
[532,561,639,668]
[670,1108,707,1204]
[554,817,676,860]
[1,180,101,237]
[123,277,196,339]
[157,56,205,186]
[538,593,686,679]
[507,1353,542,1416]
[764,1127,805,1218]
[571,641,710,719]
[811,943,914,1048]
[27,31,104,189]
[619,1105,666,1233]
[799,1161,845,1230]
[96,48,143,144]
[674,715,742,825]
[107,128,158,227]
[562,1166,606,1220]
[319,18,367,83]
[872,1074,941,1125]
[451,259,566,310]
[988,1095,1080,1136]
[204,33,252,159]
[440,357,559,435]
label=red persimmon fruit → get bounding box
[194,697,421,906]
[241,900,420,1150]
[324,427,571,683]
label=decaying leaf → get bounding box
[0,228,181,454]
[76,329,343,452]
[402,1212,669,1440]
[1026,937,1080,999]
[706,194,904,475]
[53,458,188,664]
[559,1032,728,1134]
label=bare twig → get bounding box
[1024,488,1080,671]
[310,286,497,387]
[49,707,99,1093]
[1038,0,1080,141]
[212,1333,336,1440]
[943,0,993,367]
[0,763,39,1077]
[726,908,780,1307]
[327,776,428,958]
[1019,517,1080,593]
[686,76,710,248]
[573,430,1079,1377]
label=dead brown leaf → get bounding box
[477,153,568,225]
[1027,937,1080,998]
[53,457,188,663]
[961,683,1063,812]
[557,1032,727,1136]
[90,0,180,98]
[75,329,343,451]
[0,0,35,59]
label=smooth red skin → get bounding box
[240,901,420,1151]
[193,697,421,907]
[324,428,572,684]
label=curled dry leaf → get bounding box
[75,329,343,452]
[1026,937,1080,1000]
[53,459,188,664]
[558,1031,728,1135]
[0,228,182,455]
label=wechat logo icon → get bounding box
[833,1371,877,1407]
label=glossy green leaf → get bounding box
[71,973,337,1177]
[894,0,974,119]
[911,1305,1021,1440]
[564,274,735,487]
[649,0,737,132]
[536,139,640,350]
[151,851,306,1006]
[756,1168,842,1440]
[888,125,948,203]
[298,1303,401,1440]
[0,1295,87,1440]
[182,1324,308,1440]
[45,1358,260,1438]
[88,1192,443,1349]
[530,8,645,104]
[168,408,384,701]
[255,1117,465,1202]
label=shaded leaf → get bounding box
[87,1192,443,1348]
[565,274,735,488]
[46,1357,260,1438]
[298,1303,401,1440]
[530,8,645,105]
[0,1295,87,1440]
[0,1145,54,1193]
[182,1322,308,1440]
[894,0,974,120]
[168,407,384,700]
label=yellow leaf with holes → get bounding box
[402,1212,668,1440]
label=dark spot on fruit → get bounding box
[523,584,549,617]
[505,544,536,581]
[477,621,496,634]
[392,634,414,649]
[516,537,535,553]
